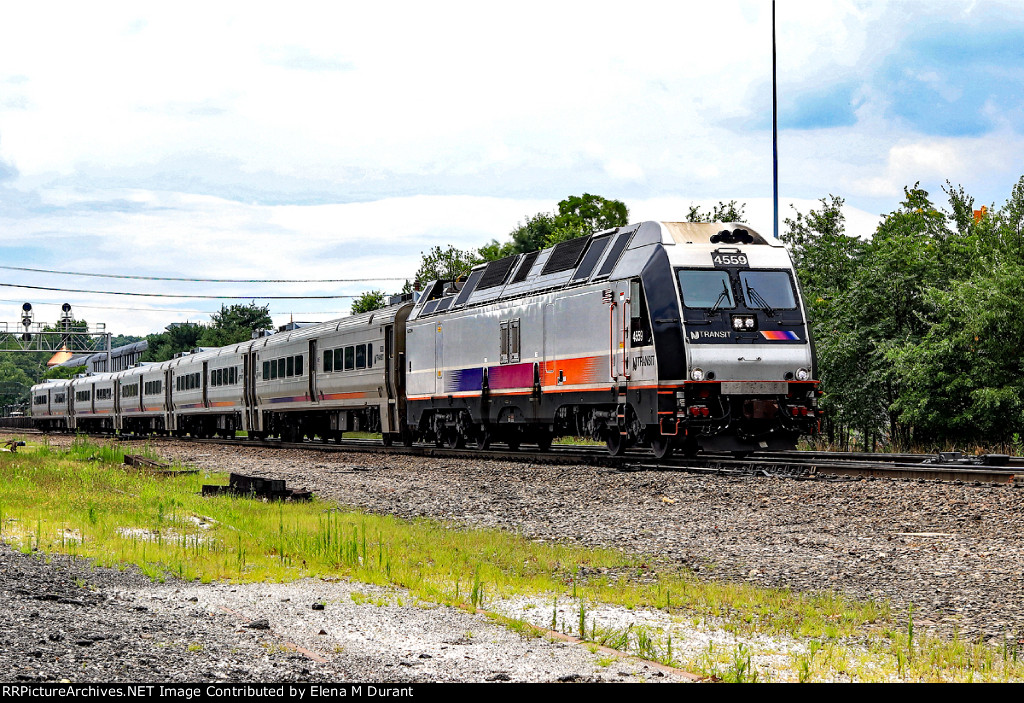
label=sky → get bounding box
[1,1,1023,337]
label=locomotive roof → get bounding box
[410,220,779,319]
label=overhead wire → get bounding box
[0,299,347,316]
[0,282,362,299]
[0,264,408,284]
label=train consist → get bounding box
[30,221,820,458]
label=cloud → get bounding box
[778,82,863,130]
[875,23,1024,136]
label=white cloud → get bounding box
[1,1,1024,338]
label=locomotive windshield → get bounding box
[738,271,798,310]
[677,270,735,309]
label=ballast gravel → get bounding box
[3,433,1024,683]
[0,545,683,683]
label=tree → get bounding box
[508,212,556,254]
[414,244,480,284]
[505,194,629,255]
[476,238,516,262]
[110,334,144,348]
[351,291,387,315]
[197,303,272,348]
[551,193,629,240]
[141,322,205,362]
[686,200,748,223]
[0,358,33,408]
[41,364,86,380]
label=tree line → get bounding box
[783,177,1024,451]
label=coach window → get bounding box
[295,355,303,376]
[324,350,333,373]
[263,361,270,380]
[277,358,285,378]
[334,348,344,372]
[344,346,355,371]
[366,344,373,368]
[355,344,366,369]
[287,356,295,377]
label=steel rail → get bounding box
[2,427,1020,484]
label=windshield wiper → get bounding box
[745,285,776,317]
[710,279,731,312]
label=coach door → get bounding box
[243,351,258,432]
[202,362,210,409]
[164,369,173,431]
[307,340,318,402]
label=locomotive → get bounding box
[30,221,819,458]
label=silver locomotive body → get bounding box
[406,221,819,456]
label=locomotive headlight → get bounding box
[732,317,744,330]
[690,367,705,381]
[744,318,754,329]
[795,367,810,381]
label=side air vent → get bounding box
[453,268,485,306]
[477,255,519,290]
[541,236,591,276]
[510,251,539,284]
[570,234,612,282]
[594,229,635,279]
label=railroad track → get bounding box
[3,427,1020,484]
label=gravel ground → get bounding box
[3,433,1024,682]
[149,439,1024,642]
[0,544,684,683]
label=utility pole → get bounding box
[773,0,779,239]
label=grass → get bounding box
[2,435,1023,682]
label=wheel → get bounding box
[651,434,673,460]
[402,429,415,447]
[444,429,466,449]
[534,431,552,452]
[470,428,491,450]
[606,430,626,457]
[382,433,394,447]
[506,435,521,451]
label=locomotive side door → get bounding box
[609,283,630,384]
[434,323,443,396]
[543,304,555,378]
